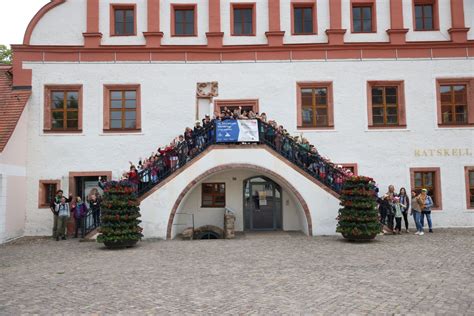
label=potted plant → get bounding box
[97,181,143,249]
[336,176,381,241]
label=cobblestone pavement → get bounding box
[0,229,473,315]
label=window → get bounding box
[413,0,438,31]
[297,82,334,129]
[172,5,197,36]
[440,85,467,124]
[111,4,136,36]
[103,85,141,132]
[293,4,315,35]
[214,99,259,115]
[202,183,226,207]
[38,180,60,208]
[466,167,474,209]
[436,79,474,127]
[352,5,373,33]
[367,81,406,128]
[44,85,82,132]
[410,168,442,210]
[340,164,359,176]
[231,3,255,36]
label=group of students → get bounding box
[378,185,434,235]
[122,110,352,191]
[50,189,102,241]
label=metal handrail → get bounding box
[130,119,348,198]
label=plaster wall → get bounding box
[341,0,390,43]
[403,0,452,42]
[0,109,28,243]
[99,0,148,46]
[22,58,474,236]
[160,0,209,45]
[281,0,330,44]
[221,0,269,45]
[30,0,86,45]
[176,169,305,234]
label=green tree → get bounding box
[0,45,12,64]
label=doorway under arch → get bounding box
[243,176,282,231]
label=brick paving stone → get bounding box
[0,229,473,315]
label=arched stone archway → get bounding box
[166,163,313,239]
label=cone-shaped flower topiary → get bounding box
[336,176,381,240]
[97,180,143,249]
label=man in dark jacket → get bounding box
[49,190,72,239]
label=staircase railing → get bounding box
[134,119,348,198]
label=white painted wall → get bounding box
[177,169,304,234]
[22,58,474,237]
[0,108,28,243]
[140,148,330,239]
[404,0,452,42]
[30,0,86,45]
[465,0,474,40]
[221,0,269,45]
[99,0,147,46]
[160,0,209,45]
[342,0,390,43]
[281,0,330,44]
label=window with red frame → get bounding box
[414,3,434,30]
[50,90,79,130]
[440,84,468,125]
[175,7,195,35]
[233,7,253,35]
[371,86,399,126]
[114,7,135,35]
[352,5,373,32]
[414,171,438,207]
[469,170,474,208]
[301,87,329,127]
[294,6,314,34]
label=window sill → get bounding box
[43,129,83,135]
[171,34,198,37]
[437,124,474,128]
[110,34,137,37]
[231,34,256,37]
[101,129,143,135]
[297,126,335,131]
[351,31,377,34]
[200,206,225,208]
[367,125,407,130]
[414,29,440,32]
[292,32,318,36]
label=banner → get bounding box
[215,119,260,143]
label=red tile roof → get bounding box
[0,65,31,153]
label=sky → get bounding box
[0,0,50,47]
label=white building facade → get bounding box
[2,0,474,242]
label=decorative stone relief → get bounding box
[196,82,219,98]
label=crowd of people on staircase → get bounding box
[121,109,354,192]
[378,185,434,235]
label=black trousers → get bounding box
[75,218,84,238]
[387,214,395,230]
[402,211,409,230]
[380,208,387,225]
[395,217,402,231]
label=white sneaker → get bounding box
[419,232,424,236]
[414,231,420,235]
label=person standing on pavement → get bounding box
[55,196,70,241]
[399,187,410,232]
[49,190,72,239]
[419,188,434,233]
[411,190,423,235]
[71,197,88,238]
